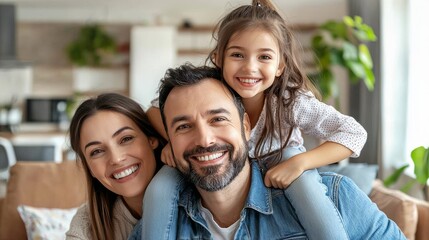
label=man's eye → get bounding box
[212,117,227,123]
[176,124,190,131]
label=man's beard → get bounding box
[182,141,248,192]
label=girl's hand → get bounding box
[264,157,305,189]
[161,143,176,167]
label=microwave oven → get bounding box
[25,98,69,123]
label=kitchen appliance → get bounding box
[25,98,69,123]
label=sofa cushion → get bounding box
[0,161,87,240]
[369,180,418,240]
[17,205,78,240]
[318,163,378,195]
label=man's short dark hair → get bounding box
[158,63,245,134]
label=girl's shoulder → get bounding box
[280,89,315,101]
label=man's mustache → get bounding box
[183,144,233,160]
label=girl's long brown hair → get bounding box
[68,93,165,240]
[208,0,320,164]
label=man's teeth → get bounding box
[239,78,258,84]
[113,165,138,179]
[196,153,223,161]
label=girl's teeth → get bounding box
[240,79,258,84]
[196,153,223,161]
[113,165,138,179]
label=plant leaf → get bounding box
[411,146,429,185]
[383,164,409,187]
[342,42,358,60]
[359,44,373,69]
[363,65,375,91]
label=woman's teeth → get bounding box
[113,165,138,179]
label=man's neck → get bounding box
[197,161,252,228]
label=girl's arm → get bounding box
[264,141,352,188]
[146,106,176,167]
[146,106,168,139]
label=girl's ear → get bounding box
[212,52,221,68]
[276,62,285,77]
[243,113,251,141]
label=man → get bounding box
[157,64,405,239]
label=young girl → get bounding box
[144,0,366,239]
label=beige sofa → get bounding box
[0,162,428,239]
[0,161,87,240]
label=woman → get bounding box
[66,93,165,240]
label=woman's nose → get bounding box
[110,148,126,164]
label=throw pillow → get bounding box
[318,163,378,195]
[17,205,78,240]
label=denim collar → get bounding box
[178,160,273,220]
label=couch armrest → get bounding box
[414,199,429,240]
[0,197,4,223]
[370,180,418,240]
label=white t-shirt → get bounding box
[199,200,240,240]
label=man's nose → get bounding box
[194,124,215,147]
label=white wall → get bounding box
[130,26,176,109]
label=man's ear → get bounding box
[276,61,285,77]
[243,113,251,141]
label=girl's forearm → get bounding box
[291,141,352,170]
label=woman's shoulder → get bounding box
[66,203,92,239]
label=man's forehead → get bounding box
[164,78,236,120]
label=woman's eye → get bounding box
[121,136,134,144]
[90,149,103,157]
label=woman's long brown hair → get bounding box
[68,93,165,240]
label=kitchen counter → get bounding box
[0,124,69,162]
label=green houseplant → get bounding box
[66,24,117,66]
[383,146,429,201]
[309,16,377,108]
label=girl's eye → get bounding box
[259,55,272,60]
[230,53,243,58]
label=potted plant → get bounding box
[66,24,127,94]
[309,16,377,108]
[66,24,117,66]
[383,146,429,201]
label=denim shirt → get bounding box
[175,161,406,240]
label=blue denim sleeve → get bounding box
[321,173,406,240]
[127,218,142,240]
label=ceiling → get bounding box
[0,0,346,24]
